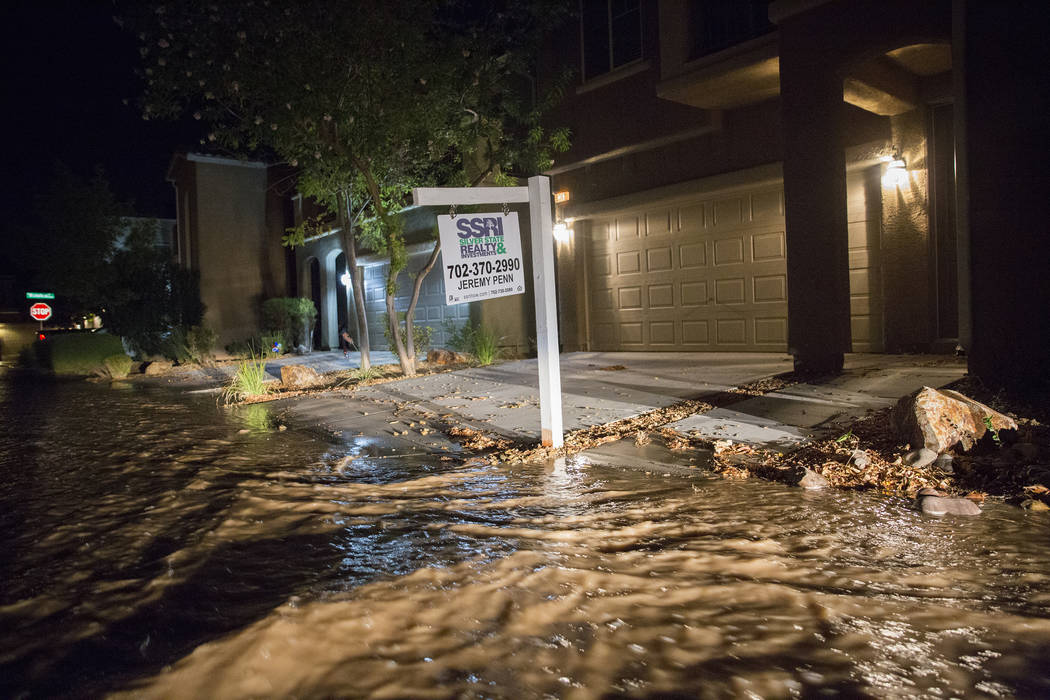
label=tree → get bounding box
[121,0,571,375]
[104,219,205,356]
[14,163,125,323]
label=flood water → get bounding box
[2,371,1050,699]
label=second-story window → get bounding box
[581,0,642,82]
[690,0,774,59]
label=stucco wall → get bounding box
[194,161,273,347]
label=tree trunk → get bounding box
[404,240,442,364]
[384,277,414,375]
[339,192,371,370]
[353,155,415,376]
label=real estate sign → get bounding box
[437,212,525,305]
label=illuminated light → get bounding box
[553,190,571,204]
[881,146,908,188]
[340,272,352,287]
[38,332,46,341]
[552,221,572,243]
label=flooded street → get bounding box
[2,372,1050,698]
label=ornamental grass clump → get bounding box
[221,354,271,404]
[102,353,134,380]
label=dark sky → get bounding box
[1,1,201,222]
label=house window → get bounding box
[689,0,774,59]
[581,0,642,82]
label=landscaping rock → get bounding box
[143,360,173,376]
[891,386,1017,453]
[915,488,982,516]
[281,364,322,389]
[904,447,939,468]
[427,349,470,365]
[797,468,829,490]
[933,453,954,471]
[1021,499,1050,512]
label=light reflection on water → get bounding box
[1,371,1049,699]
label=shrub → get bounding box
[220,355,272,404]
[443,319,501,365]
[35,332,125,375]
[384,313,433,358]
[262,297,318,349]
[225,337,261,359]
[186,325,217,363]
[103,353,134,379]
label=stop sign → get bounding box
[29,302,52,322]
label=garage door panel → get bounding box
[620,322,644,344]
[681,281,709,306]
[755,317,788,344]
[594,322,617,348]
[594,288,614,310]
[646,247,673,272]
[616,251,641,274]
[716,319,747,344]
[616,217,639,240]
[648,284,674,308]
[646,210,672,236]
[715,278,747,304]
[680,242,707,268]
[713,197,743,227]
[682,320,710,344]
[750,190,783,221]
[618,287,643,310]
[753,274,787,303]
[649,321,675,344]
[679,203,706,232]
[752,231,785,261]
[714,237,744,265]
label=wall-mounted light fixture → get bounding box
[882,146,908,188]
[552,218,573,243]
[340,271,352,287]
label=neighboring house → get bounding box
[166,153,294,349]
[117,217,177,256]
[544,0,1049,386]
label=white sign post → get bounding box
[413,176,564,448]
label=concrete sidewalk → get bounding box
[274,351,966,459]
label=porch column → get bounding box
[779,30,851,374]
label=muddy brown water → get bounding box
[2,371,1050,699]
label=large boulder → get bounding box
[427,349,470,365]
[891,386,1017,453]
[280,364,322,389]
[143,360,173,376]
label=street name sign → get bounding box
[437,212,525,305]
[26,291,55,300]
[29,303,53,322]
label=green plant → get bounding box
[220,355,272,404]
[444,319,501,365]
[261,297,318,349]
[225,337,261,359]
[383,313,433,358]
[260,332,285,357]
[472,324,500,366]
[35,332,125,375]
[186,325,217,363]
[102,353,134,379]
[983,415,1002,447]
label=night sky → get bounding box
[1,1,201,224]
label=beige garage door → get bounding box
[587,186,789,351]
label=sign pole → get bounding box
[412,181,564,449]
[528,175,564,447]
